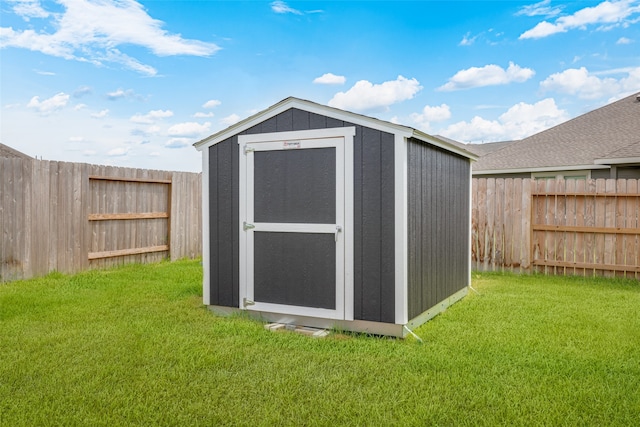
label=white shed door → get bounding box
[239,128,354,320]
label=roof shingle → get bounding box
[473,92,640,172]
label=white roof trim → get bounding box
[193,97,476,160]
[412,129,478,161]
[194,97,411,150]
[594,156,640,165]
[472,164,610,175]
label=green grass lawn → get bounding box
[1,260,639,426]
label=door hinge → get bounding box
[243,297,255,307]
[244,145,255,155]
[243,221,255,231]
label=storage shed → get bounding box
[194,97,477,337]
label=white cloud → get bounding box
[540,66,640,99]
[194,112,215,118]
[83,150,96,156]
[27,92,69,114]
[313,73,346,85]
[410,104,452,132]
[73,86,92,98]
[271,1,303,15]
[220,114,241,126]
[131,124,162,137]
[167,121,211,137]
[147,125,161,135]
[328,75,422,111]
[440,98,569,143]
[106,88,136,100]
[459,32,478,46]
[165,138,191,149]
[202,99,221,109]
[73,103,87,111]
[438,62,535,91]
[617,36,633,43]
[107,147,129,157]
[91,109,109,119]
[102,48,158,76]
[9,0,50,20]
[130,109,173,124]
[69,136,85,142]
[516,0,563,17]
[0,0,220,75]
[520,0,640,39]
[1,101,201,171]
[520,21,563,39]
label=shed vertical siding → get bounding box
[207,107,395,322]
[407,139,470,319]
[354,127,395,323]
[208,137,239,307]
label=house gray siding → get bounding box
[407,138,470,319]
[207,108,395,323]
[590,169,611,179]
[612,166,640,179]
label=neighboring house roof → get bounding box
[0,143,32,159]
[473,91,640,174]
[595,139,640,164]
[194,97,478,161]
[466,140,516,157]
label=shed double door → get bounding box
[239,129,351,320]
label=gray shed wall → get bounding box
[207,108,395,323]
[407,138,470,319]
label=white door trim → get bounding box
[238,127,355,320]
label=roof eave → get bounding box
[472,164,610,175]
[594,157,640,165]
[411,130,478,161]
[193,97,415,151]
[193,97,477,160]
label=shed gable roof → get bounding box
[473,91,640,173]
[194,97,477,160]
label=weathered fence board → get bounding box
[1,158,202,282]
[473,177,640,279]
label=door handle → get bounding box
[335,225,342,242]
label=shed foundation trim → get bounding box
[207,286,469,338]
[406,286,468,330]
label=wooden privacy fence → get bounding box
[472,178,640,278]
[1,158,202,282]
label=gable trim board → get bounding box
[196,97,475,337]
[194,97,477,161]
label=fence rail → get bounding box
[1,158,201,282]
[6,167,637,281]
[472,178,640,279]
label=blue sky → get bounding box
[2,0,639,172]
